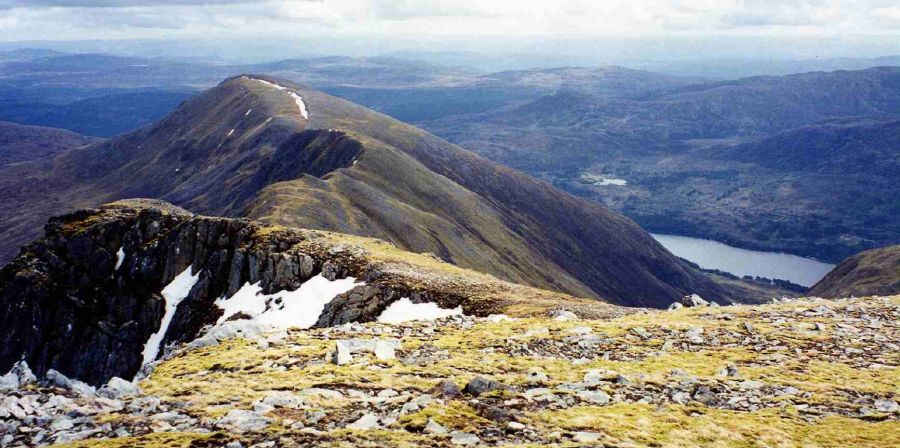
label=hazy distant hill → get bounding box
[0,121,95,165]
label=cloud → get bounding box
[0,0,263,8]
[0,0,897,43]
[367,0,496,20]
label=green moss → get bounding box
[530,404,900,448]
[397,402,490,433]
[52,432,226,448]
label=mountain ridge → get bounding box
[0,74,750,307]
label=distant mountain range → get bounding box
[418,67,900,262]
[1,49,898,263]
[0,75,769,307]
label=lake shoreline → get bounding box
[651,233,836,288]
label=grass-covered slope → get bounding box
[0,120,95,165]
[418,67,900,262]
[35,295,900,448]
[810,245,900,298]
[0,75,743,307]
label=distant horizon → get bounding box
[1,1,898,67]
[1,38,898,78]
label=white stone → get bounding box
[424,418,448,434]
[373,340,396,361]
[550,310,578,321]
[0,373,17,392]
[216,410,271,433]
[347,413,381,430]
[573,432,602,443]
[507,421,526,431]
[450,431,480,445]
[334,342,353,365]
[98,377,140,399]
[577,390,611,405]
[874,399,899,414]
[525,368,549,385]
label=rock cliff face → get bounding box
[0,200,618,385]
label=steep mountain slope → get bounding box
[1,200,622,384]
[0,121,95,165]
[717,116,900,175]
[418,67,900,262]
[810,245,900,298]
[0,75,740,307]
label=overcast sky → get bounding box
[1,1,898,61]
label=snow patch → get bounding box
[141,266,201,367]
[114,247,125,271]
[243,76,309,120]
[227,128,235,137]
[215,274,362,330]
[377,298,463,324]
[580,173,628,186]
[244,108,252,117]
[288,92,309,119]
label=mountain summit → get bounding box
[0,75,748,306]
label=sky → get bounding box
[1,1,898,61]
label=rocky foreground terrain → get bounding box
[2,294,897,447]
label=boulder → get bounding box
[373,340,396,360]
[216,410,271,432]
[549,310,578,321]
[450,431,480,445]
[347,413,381,430]
[424,418,449,434]
[682,294,710,307]
[98,377,140,399]
[463,376,508,396]
[430,380,462,399]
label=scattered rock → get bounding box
[450,431,480,445]
[717,364,740,378]
[347,413,381,430]
[463,376,508,396]
[98,377,140,399]
[431,380,462,400]
[630,327,651,339]
[682,294,710,307]
[525,368,549,385]
[507,421,526,431]
[334,342,353,365]
[373,340,396,361]
[692,386,718,405]
[874,399,899,414]
[573,432,602,443]
[424,418,449,434]
[549,310,578,321]
[216,410,271,432]
[667,302,684,311]
[672,391,691,405]
[577,390,611,405]
[0,373,17,392]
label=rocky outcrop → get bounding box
[0,200,361,385]
[0,200,615,386]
